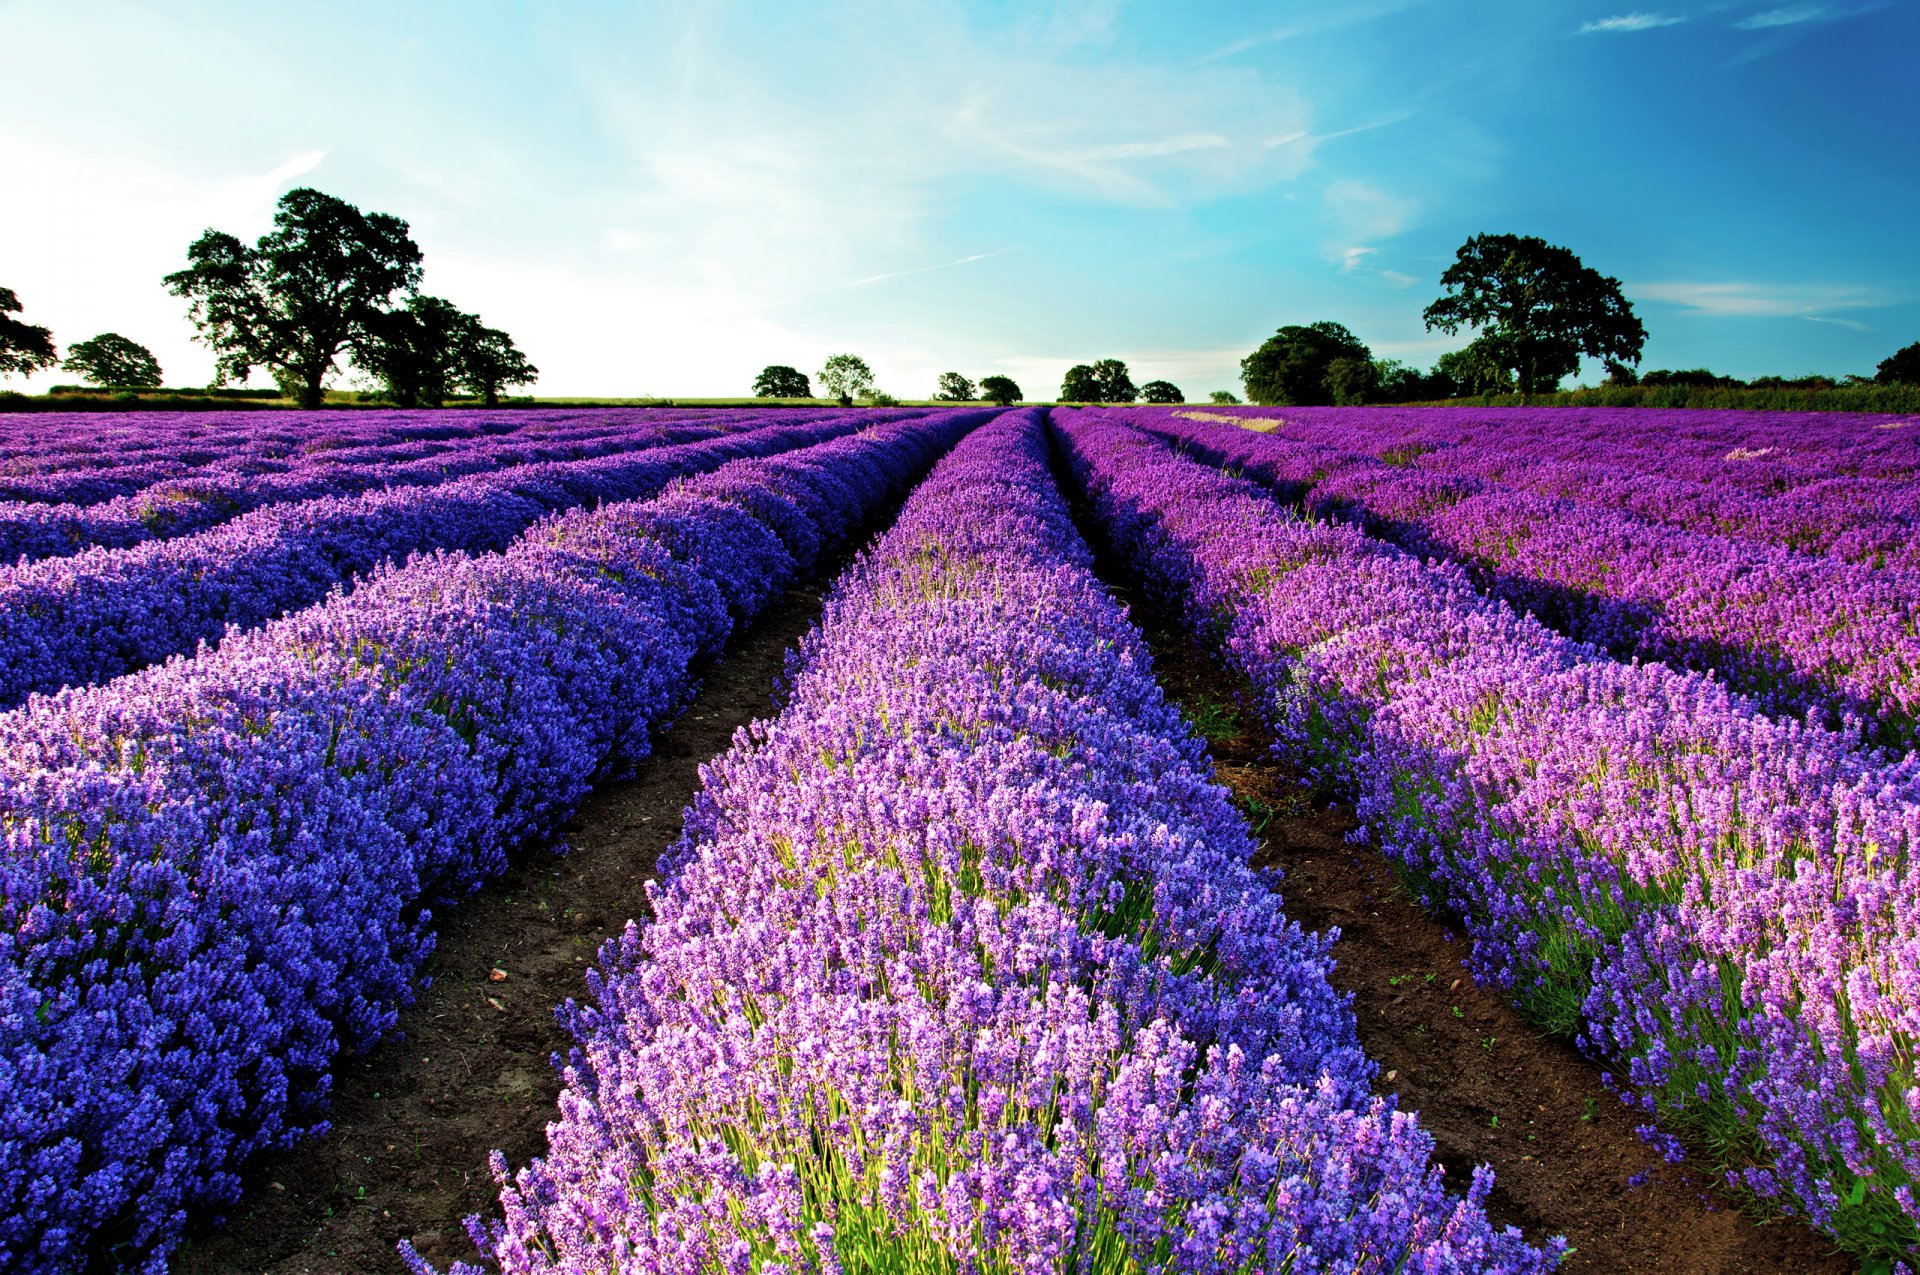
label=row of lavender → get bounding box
[1207,405,1920,572]
[0,408,609,501]
[1125,408,1920,752]
[0,410,746,563]
[1057,408,1920,1263]
[416,410,1560,1274]
[0,408,987,1273]
[0,410,923,709]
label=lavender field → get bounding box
[3,403,1917,1273]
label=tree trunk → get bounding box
[300,365,325,409]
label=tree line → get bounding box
[1235,233,1920,405]
[1,187,537,407]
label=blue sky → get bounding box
[1,0,1914,397]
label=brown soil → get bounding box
[1134,602,1851,1275]
[171,576,833,1275]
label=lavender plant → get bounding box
[1056,408,1920,1264]
[0,408,985,1272]
[418,410,1563,1274]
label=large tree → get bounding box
[1239,321,1370,405]
[1139,379,1183,404]
[1422,233,1645,396]
[62,333,163,388]
[164,187,423,407]
[355,295,471,407]
[0,287,57,378]
[753,364,811,398]
[978,374,1021,406]
[817,353,874,405]
[1876,341,1920,386]
[1060,359,1136,403]
[454,324,537,406]
[933,371,976,401]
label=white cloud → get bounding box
[1578,12,1686,32]
[1633,280,1895,318]
[1735,4,1827,27]
[1336,246,1379,274]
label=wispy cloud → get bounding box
[1735,4,1827,27]
[838,249,1018,289]
[1634,280,1896,319]
[1192,1,1435,64]
[1578,12,1686,33]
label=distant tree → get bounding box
[1640,368,1740,388]
[164,187,423,407]
[979,374,1021,406]
[1089,359,1137,403]
[455,324,538,405]
[818,353,875,405]
[753,364,811,398]
[62,333,163,388]
[1876,341,1920,386]
[1422,232,1645,396]
[1240,322,1371,405]
[863,389,900,407]
[1139,379,1183,404]
[0,287,58,378]
[1370,359,1435,403]
[356,295,471,407]
[1603,359,1638,386]
[1325,357,1378,406]
[1060,364,1101,402]
[1208,390,1240,405]
[1435,338,1515,395]
[934,371,976,401]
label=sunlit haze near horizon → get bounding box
[2,0,1915,397]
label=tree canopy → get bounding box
[753,365,812,398]
[1060,359,1136,403]
[1422,233,1645,396]
[1239,322,1370,405]
[452,323,538,406]
[1139,379,1183,404]
[0,287,58,378]
[352,295,536,407]
[934,372,976,401]
[1209,389,1240,405]
[1434,339,1515,396]
[1876,341,1920,386]
[62,333,162,388]
[978,374,1021,406]
[164,187,423,407]
[817,353,874,404]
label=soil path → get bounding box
[173,575,832,1274]
[1131,597,1849,1275]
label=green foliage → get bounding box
[0,286,58,378]
[1876,341,1920,386]
[817,353,875,405]
[1423,232,1646,395]
[862,389,901,407]
[1240,321,1371,405]
[978,374,1021,406]
[1138,378,1183,404]
[354,296,536,407]
[1060,358,1136,403]
[1208,389,1240,405]
[61,333,162,388]
[454,323,537,405]
[933,371,975,401]
[164,187,423,407]
[753,364,812,398]
[1435,338,1516,396]
[1370,359,1457,403]
[1324,356,1378,406]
